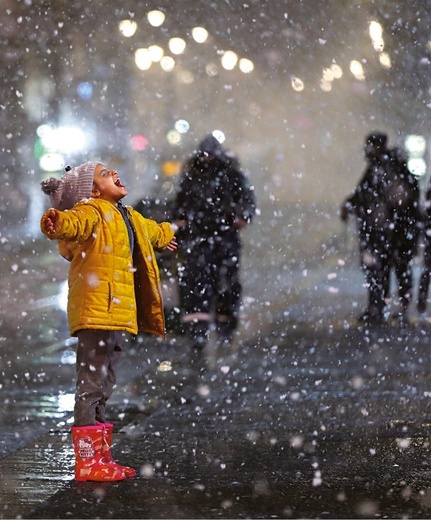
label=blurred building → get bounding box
[1,0,430,233]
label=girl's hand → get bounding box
[166,237,178,252]
[233,217,247,230]
[44,209,59,234]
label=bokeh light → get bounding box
[148,45,164,62]
[330,63,343,78]
[39,125,87,154]
[322,68,334,82]
[174,119,190,133]
[178,70,194,84]
[162,161,182,177]
[212,130,225,144]
[131,134,148,151]
[160,56,175,72]
[167,130,181,145]
[369,20,382,41]
[221,50,238,70]
[350,60,365,80]
[405,135,427,155]
[192,27,209,43]
[39,153,65,172]
[169,37,186,55]
[118,20,137,37]
[405,135,427,176]
[408,158,426,176]
[320,79,332,92]
[379,52,392,69]
[291,77,304,92]
[205,63,218,76]
[147,10,165,27]
[369,21,384,52]
[77,82,93,100]
[239,58,254,73]
[135,48,152,70]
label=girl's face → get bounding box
[92,163,128,204]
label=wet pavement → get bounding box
[3,323,431,519]
[2,212,431,518]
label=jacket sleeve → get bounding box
[130,209,175,250]
[40,205,100,242]
[342,168,373,215]
[234,169,256,223]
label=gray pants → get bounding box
[74,329,123,426]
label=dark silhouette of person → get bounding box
[417,180,431,314]
[340,132,393,324]
[173,134,256,358]
[384,146,421,324]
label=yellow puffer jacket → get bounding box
[40,198,175,337]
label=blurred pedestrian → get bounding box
[385,146,421,324]
[417,179,431,314]
[40,161,177,482]
[173,134,256,360]
[340,132,393,324]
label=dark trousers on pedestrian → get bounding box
[388,234,417,314]
[360,243,390,321]
[180,234,241,348]
[74,329,123,426]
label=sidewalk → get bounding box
[2,209,431,518]
[3,318,431,519]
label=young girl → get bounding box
[41,161,177,481]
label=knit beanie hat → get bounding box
[40,161,99,210]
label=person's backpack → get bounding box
[385,148,419,218]
[185,158,238,235]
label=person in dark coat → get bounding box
[417,180,431,314]
[385,146,421,324]
[340,132,393,324]
[173,134,256,357]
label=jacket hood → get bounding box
[197,135,223,156]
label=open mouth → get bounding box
[114,177,124,188]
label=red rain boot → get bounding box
[101,423,136,478]
[71,425,126,482]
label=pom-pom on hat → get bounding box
[40,161,99,210]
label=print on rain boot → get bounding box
[101,422,136,478]
[72,425,126,482]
